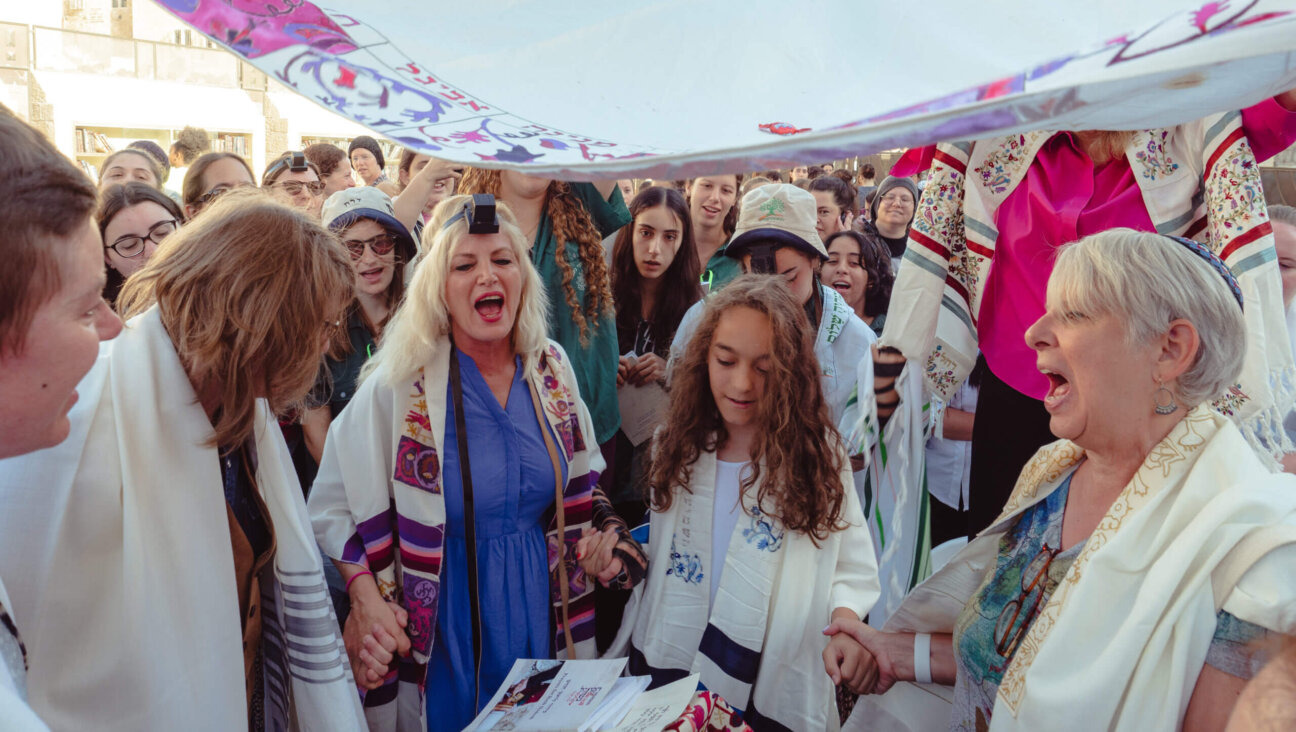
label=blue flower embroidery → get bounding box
[665,537,704,585]
[742,506,784,552]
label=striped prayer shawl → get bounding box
[621,447,879,732]
[881,112,1296,460]
[311,337,602,732]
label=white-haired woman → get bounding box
[829,229,1296,731]
[308,195,647,732]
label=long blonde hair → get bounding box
[365,194,550,386]
[119,189,353,447]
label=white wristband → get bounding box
[913,632,932,684]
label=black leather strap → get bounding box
[448,348,483,707]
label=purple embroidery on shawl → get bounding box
[402,575,440,657]
[394,435,440,493]
[156,0,356,58]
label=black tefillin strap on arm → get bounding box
[445,193,500,708]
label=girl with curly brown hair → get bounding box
[458,169,629,464]
[614,275,879,731]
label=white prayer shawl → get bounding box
[615,446,880,731]
[0,578,46,732]
[883,405,1296,731]
[309,336,606,732]
[0,308,365,732]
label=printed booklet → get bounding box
[464,658,699,732]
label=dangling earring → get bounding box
[1154,380,1179,416]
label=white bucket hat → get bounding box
[725,183,827,261]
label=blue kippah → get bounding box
[1165,235,1244,311]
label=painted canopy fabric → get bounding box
[156,0,1296,178]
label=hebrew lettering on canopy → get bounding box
[156,0,1296,179]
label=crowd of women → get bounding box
[2,84,1296,732]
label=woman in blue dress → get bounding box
[309,194,646,732]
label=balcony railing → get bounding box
[29,25,259,89]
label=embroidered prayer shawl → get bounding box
[881,112,1296,460]
[0,308,364,731]
[882,405,1296,731]
[309,337,603,732]
[615,446,880,731]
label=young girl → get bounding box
[617,275,879,731]
[609,186,703,512]
[686,173,743,293]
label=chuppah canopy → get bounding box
[155,0,1296,179]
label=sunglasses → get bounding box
[196,182,255,207]
[275,180,326,196]
[343,232,397,260]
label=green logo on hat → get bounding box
[757,197,785,221]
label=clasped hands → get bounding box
[821,616,908,696]
[616,353,666,388]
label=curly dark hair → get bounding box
[646,275,847,544]
[459,168,613,343]
[611,187,702,354]
[825,230,893,318]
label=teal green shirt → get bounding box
[532,183,631,444]
[702,242,742,294]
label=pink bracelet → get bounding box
[345,569,373,593]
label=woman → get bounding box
[301,187,416,463]
[0,189,364,731]
[180,151,256,218]
[393,149,460,245]
[616,276,879,731]
[0,107,122,731]
[349,135,400,196]
[863,176,918,271]
[687,173,742,293]
[261,151,324,216]
[879,93,1296,539]
[810,176,857,242]
[305,142,358,200]
[458,169,629,478]
[610,186,703,494]
[832,229,1296,731]
[97,148,163,191]
[97,182,184,308]
[823,230,893,335]
[308,194,647,732]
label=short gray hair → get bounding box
[1049,228,1245,407]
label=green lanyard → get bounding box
[700,268,714,292]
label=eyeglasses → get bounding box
[343,232,396,260]
[195,182,255,207]
[105,219,177,258]
[880,193,914,206]
[274,180,326,196]
[993,542,1062,660]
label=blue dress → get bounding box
[424,351,566,731]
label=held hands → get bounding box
[344,576,412,690]
[575,526,625,587]
[822,631,880,695]
[822,618,904,695]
